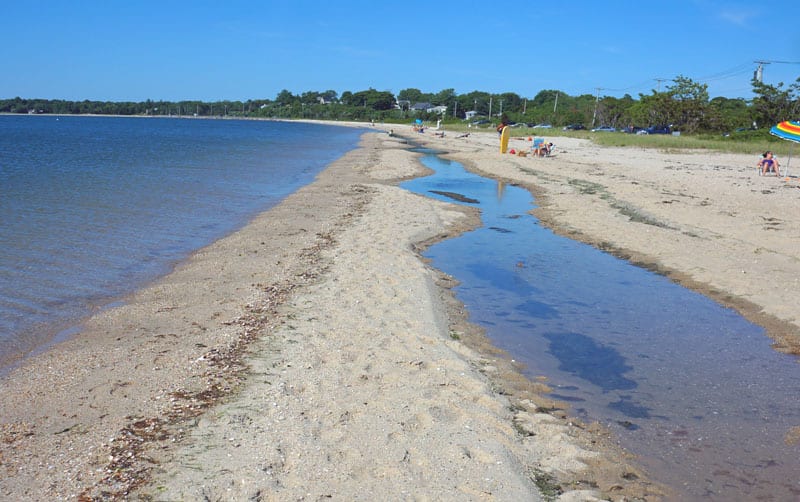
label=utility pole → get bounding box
[654,78,667,92]
[489,96,493,120]
[591,88,602,128]
[753,61,769,83]
[753,60,800,83]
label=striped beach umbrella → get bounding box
[769,120,800,177]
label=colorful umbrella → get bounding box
[769,120,800,177]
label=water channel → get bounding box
[401,150,800,501]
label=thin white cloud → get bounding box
[718,7,759,26]
[601,45,623,55]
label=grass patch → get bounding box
[568,179,606,196]
[529,467,564,500]
[585,129,787,156]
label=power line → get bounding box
[753,60,800,83]
[580,59,797,99]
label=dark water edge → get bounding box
[401,148,800,501]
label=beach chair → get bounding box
[757,153,781,176]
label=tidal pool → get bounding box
[401,151,800,501]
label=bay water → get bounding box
[0,115,365,369]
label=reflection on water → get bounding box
[545,332,637,392]
[402,152,800,501]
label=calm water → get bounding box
[402,152,800,501]
[0,115,365,368]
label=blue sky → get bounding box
[2,0,798,102]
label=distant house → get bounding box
[465,110,479,120]
[411,102,447,115]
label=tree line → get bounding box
[2,76,797,134]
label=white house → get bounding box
[411,102,447,115]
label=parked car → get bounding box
[621,126,645,134]
[532,123,553,129]
[471,119,490,126]
[563,124,586,131]
[639,125,671,135]
[591,126,616,132]
[723,126,757,137]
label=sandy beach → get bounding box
[2,123,798,501]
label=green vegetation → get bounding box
[588,128,789,156]
[528,467,564,501]
[3,76,797,154]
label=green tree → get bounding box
[707,97,750,131]
[750,77,800,128]
[320,89,338,103]
[301,91,321,105]
[461,90,492,116]
[351,88,395,111]
[634,76,708,132]
[432,88,456,105]
[275,89,296,105]
[397,88,427,104]
[666,75,709,133]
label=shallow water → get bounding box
[0,116,365,369]
[402,152,800,501]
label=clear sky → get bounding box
[2,0,798,102]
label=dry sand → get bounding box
[2,122,797,501]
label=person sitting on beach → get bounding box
[532,140,552,157]
[758,151,780,176]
